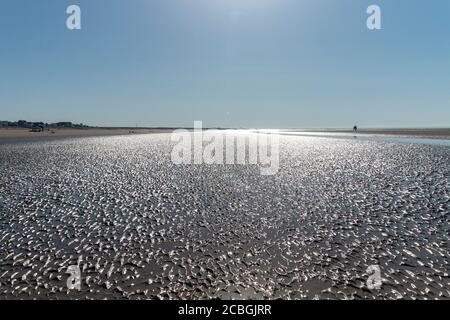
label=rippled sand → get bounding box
[0,133,449,300]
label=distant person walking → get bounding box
[353,125,358,133]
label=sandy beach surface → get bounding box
[336,128,450,138]
[274,128,450,140]
[0,132,449,300]
[1,128,449,140]
[0,128,174,140]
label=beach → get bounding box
[0,132,448,299]
[1,128,449,140]
[290,128,450,139]
[0,128,174,140]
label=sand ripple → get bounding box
[0,134,449,299]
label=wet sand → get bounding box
[0,133,449,300]
[325,129,450,139]
[1,128,449,140]
[0,128,174,140]
[287,128,450,139]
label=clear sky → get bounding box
[1,0,449,128]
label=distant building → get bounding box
[2,120,88,129]
[55,122,73,128]
[18,120,28,128]
[32,122,45,128]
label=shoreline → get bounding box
[0,127,449,140]
[274,128,450,140]
[0,128,175,140]
[305,128,450,139]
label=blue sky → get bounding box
[0,0,449,128]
